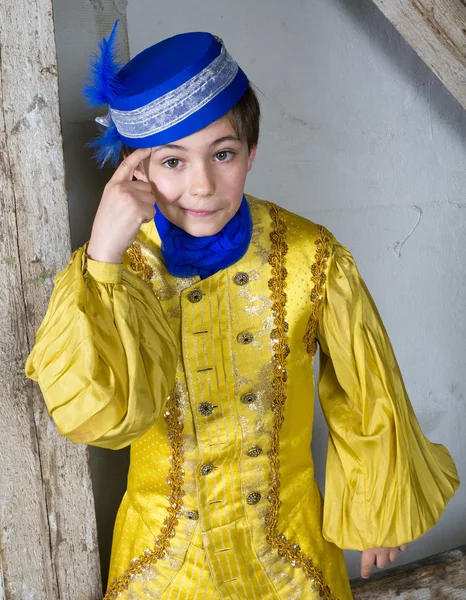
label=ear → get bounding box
[133,161,149,182]
[123,150,149,182]
[247,145,257,172]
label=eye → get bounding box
[163,158,182,169]
[214,150,234,162]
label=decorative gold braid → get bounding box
[303,225,331,356]
[265,204,338,600]
[127,243,153,282]
[103,392,185,599]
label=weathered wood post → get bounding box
[370,0,466,110]
[0,0,102,598]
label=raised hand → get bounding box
[87,147,155,263]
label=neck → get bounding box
[154,196,253,279]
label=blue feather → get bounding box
[83,20,122,107]
[86,122,123,168]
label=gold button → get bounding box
[185,510,199,521]
[246,491,261,505]
[246,446,262,458]
[187,289,203,303]
[237,331,253,345]
[198,401,216,416]
[200,462,215,476]
[241,392,257,405]
[233,272,249,286]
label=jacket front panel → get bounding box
[107,198,352,600]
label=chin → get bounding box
[184,224,224,238]
[180,217,228,238]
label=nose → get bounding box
[189,162,215,197]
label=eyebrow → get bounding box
[152,143,187,154]
[209,135,241,147]
[152,135,241,154]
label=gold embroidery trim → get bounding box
[127,243,153,282]
[265,204,338,600]
[303,225,331,356]
[103,392,186,599]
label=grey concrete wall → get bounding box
[53,0,466,587]
[127,0,466,581]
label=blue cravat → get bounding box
[154,196,253,279]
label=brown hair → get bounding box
[226,84,261,150]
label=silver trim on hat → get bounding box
[95,112,113,127]
[96,44,239,140]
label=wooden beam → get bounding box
[0,0,102,597]
[370,0,466,109]
[352,545,466,598]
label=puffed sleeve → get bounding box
[25,246,177,450]
[315,237,459,551]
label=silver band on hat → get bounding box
[96,44,239,139]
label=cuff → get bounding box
[86,256,124,284]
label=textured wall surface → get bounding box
[54,0,466,586]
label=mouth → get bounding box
[182,208,219,218]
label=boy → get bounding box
[26,24,459,600]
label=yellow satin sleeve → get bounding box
[316,238,459,551]
[25,246,177,450]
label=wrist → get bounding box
[87,240,123,264]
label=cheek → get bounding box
[149,168,184,201]
[222,159,249,190]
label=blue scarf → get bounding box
[154,196,253,279]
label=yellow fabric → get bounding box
[86,256,124,284]
[316,241,459,550]
[26,197,459,600]
[25,246,177,449]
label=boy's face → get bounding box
[135,115,256,237]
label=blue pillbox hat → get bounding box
[83,22,249,166]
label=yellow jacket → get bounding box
[26,197,459,600]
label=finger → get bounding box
[399,544,408,552]
[143,206,156,221]
[121,180,153,193]
[109,181,156,211]
[137,190,158,206]
[360,551,376,579]
[376,552,388,569]
[137,202,156,223]
[388,549,399,563]
[112,147,152,183]
[113,181,154,201]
